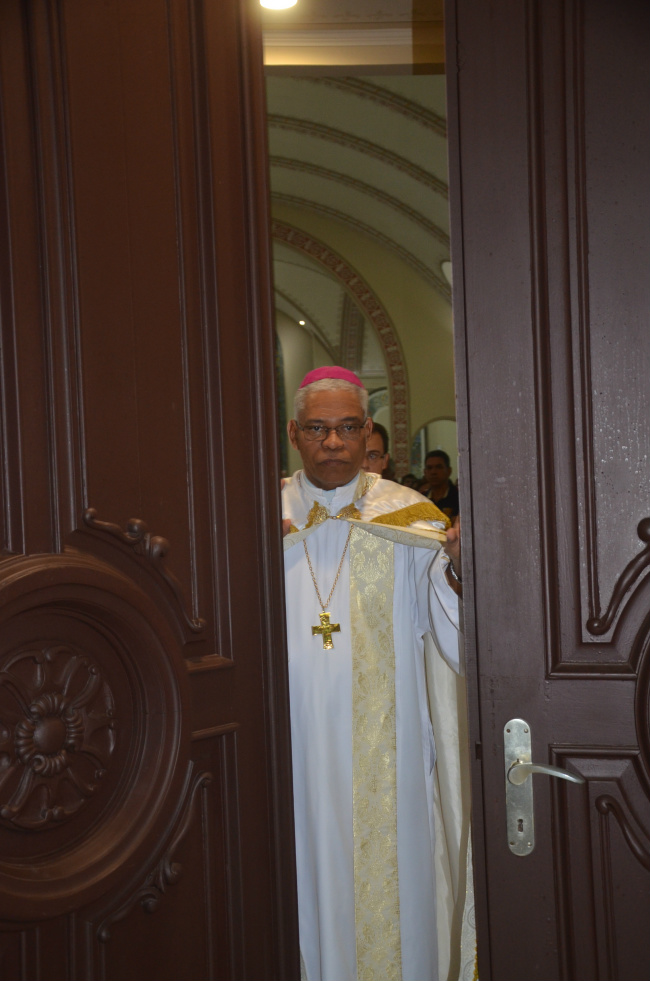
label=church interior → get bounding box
[262,0,457,480]
[2,0,645,975]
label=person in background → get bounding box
[362,420,390,476]
[422,449,459,520]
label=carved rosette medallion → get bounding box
[0,646,116,830]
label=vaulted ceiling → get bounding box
[267,75,450,303]
[262,2,455,472]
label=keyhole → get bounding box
[517,818,524,833]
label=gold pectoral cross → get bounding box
[312,611,341,650]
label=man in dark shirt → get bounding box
[423,450,459,519]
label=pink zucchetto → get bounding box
[299,366,364,389]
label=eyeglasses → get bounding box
[365,450,385,462]
[295,421,367,442]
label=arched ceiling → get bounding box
[266,74,451,303]
[272,232,400,380]
[262,1,456,462]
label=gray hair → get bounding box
[293,377,368,420]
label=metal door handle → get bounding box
[507,760,585,786]
[504,718,584,856]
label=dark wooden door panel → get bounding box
[447,1,650,978]
[0,1,296,978]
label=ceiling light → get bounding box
[299,320,306,325]
[260,0,297,8]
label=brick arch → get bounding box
[271,220,410,476]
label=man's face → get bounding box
[424,455,451,490]
[288,389,372,490]
[363,430,389,475]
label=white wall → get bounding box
[276,310,332,475]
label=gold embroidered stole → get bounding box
[349,528,401,980]
[370,500,450,530]
[304,500,361,528]
[283,476,449,551]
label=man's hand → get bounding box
[444,516,462,594]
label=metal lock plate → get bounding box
[504,718,534,856]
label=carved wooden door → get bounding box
[0,1,297,978]
[447,1,650,978]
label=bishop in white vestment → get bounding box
[282,367,463,981]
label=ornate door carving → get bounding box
[0,1,296,977]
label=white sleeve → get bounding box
[426,550,462,674]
